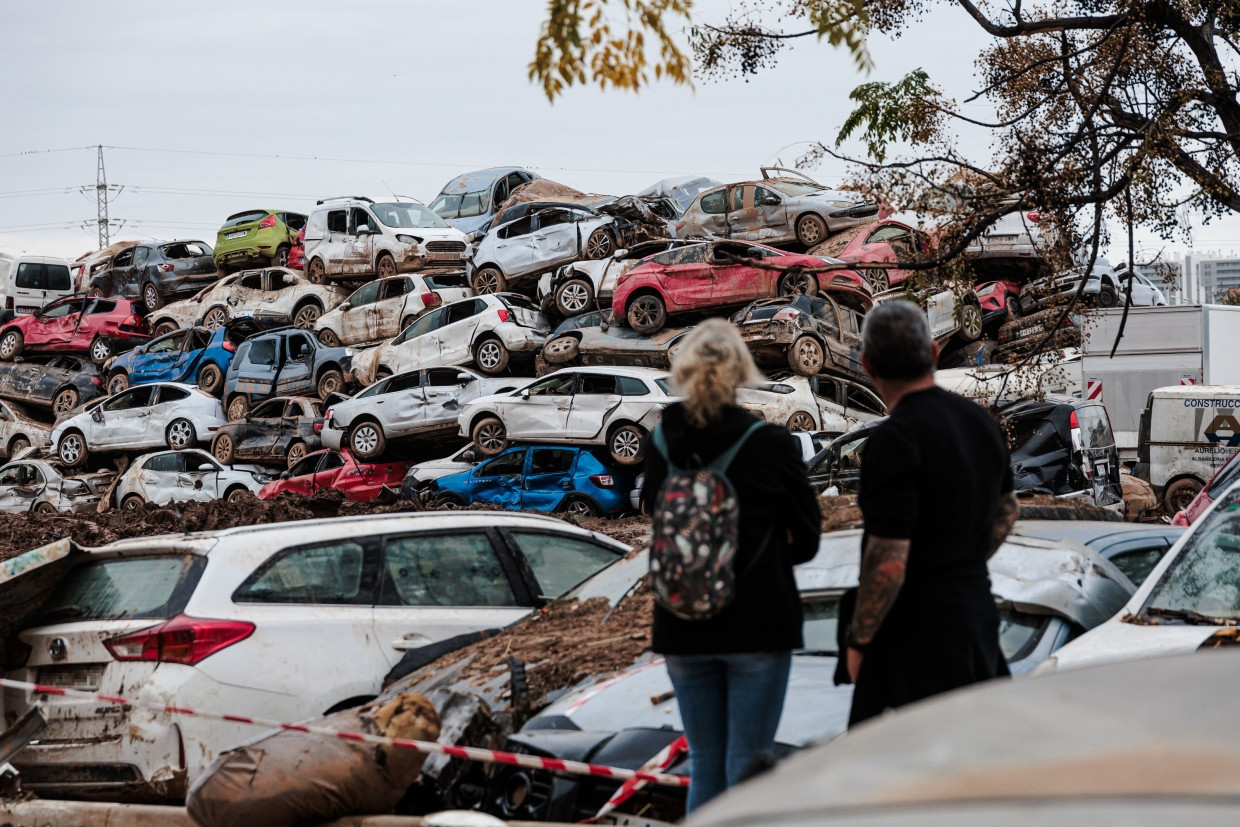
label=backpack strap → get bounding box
[705,421,766,475]
[651,424,682,475]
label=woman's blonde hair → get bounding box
[670,318,762,427]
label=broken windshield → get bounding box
[370,203,449,229]
[1141,490,1240,622]
[430,190,490,220]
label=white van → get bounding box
[302,196,468,285]
[0,253,75,323]
[1137,384,1240,513]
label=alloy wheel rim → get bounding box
[796,339,822,371]
[0,337,14,358]
[288,444,304,464]
[54,394,74,414]
[294,307,319,328]
[790,413,815,431]
[479,343,501,369]
[353,427,379,454]
[547,339,574,358]
[801,221,823,244]
[379,259,396,277]
[170,421,192,446]
[478,272,499,293]
[632,298,659,327]
[91,340,109,361]
[61,438,81,463]
[561,283,589,312]
[214,438,231,462]
[145,285,159,308]
[587,234,610,257]
[613,429,640,458]
[204,309,226,329]
[479,424,505,451]
[567,501,592,517]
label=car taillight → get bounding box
[314,421,323,434]
[222,340,236,352]
[421,292,441,307]
[1026,211,1041,223]
[121,314,147,332]
[772,308,800,321]
[6,635,31,668]
[258,215,277,229]
[104,615,255,666]
[590,474,615,488]
[90,376,102,386]
[1069,409,1085,453]
[159,264,175,273]
[497,309,513,323]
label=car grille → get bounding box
[38,663,106,691]
[15,763,144,786]
[426,241,466,254]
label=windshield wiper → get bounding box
[1140,606,1237,626]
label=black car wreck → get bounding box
[0,354,104,416]
[89,240,219,313]
[731,293,867,379]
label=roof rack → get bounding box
[315,196,375,205]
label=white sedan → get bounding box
[145,267,351,336]
[738,374,883,435]
[314,273,473,347]
[322,366,521,459]
[50,382,226,468]
[457,366,674,465]
[114,448,271,509]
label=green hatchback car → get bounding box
[213,210,308,272]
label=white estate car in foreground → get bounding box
[114,448,271,509]
[458,366,674,465]
[322,365,521,459]
[3,511,630,799]
[313,273,473,347]
[50,382,226,468]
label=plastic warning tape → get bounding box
[0,677,689,789]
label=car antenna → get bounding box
[382,179,399,201]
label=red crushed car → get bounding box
[1172,450,1240,527]
[0,296,150,366]
[257,447,409,502]
[828,213,939,292]
[287,227,305,271]
[611,240,872,334]
[973,279,1023,326]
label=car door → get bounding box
[136,451,180,503]
[275,332,315,397]
[508,373,575,439]
[750,184,789,239]
[0,463,41,514]
[39,356,76,405]
[104,248,137,296]
[694,188,731,237]
[493,216,537,277]
[370,529,531,665]
[131,331,185,383]
[436,299,487,366]
[31,297,85,347]
[520,447,579,511]
[71,299,119,350]
[280,452,324,496]
[311,450,348,492]
[465,449,527,508]
[532,208,585,270]
[146,385,192,443]
[343,208,376,276]
[178,452,220,499]
[340,280,382,344]
[1124,273,1157,306]
[233,337,280,398]
[374,277,414,339]
[565,373,621,439]
[323,209,349,275]
[93,386,156,448]
[420,367,473,429]
[388,309,443,373]
[237,397,285,458]
[378,371,426,438]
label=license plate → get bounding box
[16,306,38,314]
[987,235,1019,242]
[428,252,462,261]
[226,230,248,240]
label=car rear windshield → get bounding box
[33,554,206,624]
[15,263,72,291]
[221,211,269,229]
[370,203,449,230]
[161,241,212,258]
[500,294,540,313]
[424,274,468,290]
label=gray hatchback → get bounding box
[222,327,351,421]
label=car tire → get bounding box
[153,320,179,337]
[143,282,164,312]
[1097,282,1119,308]
[166,418,196,450]
[202,306,229,329]
[473,336,510,374]
[212,432,236,465]
[608,422,645,465]
[306,258,329,285]
[107,371,130,395]
[52,388,78,417]
[435,491,467,510]
[122,494,144,511]
[472,267,507,295]
[543,335,580,365]
[401,315,416,332]
[227,395,250,422]
[958,301,984,343]
[317,328,342,348]
[349,420,386,460]
[89,336,112,366]
[777,268,818,297]
[788,335,825,376]
[471,416,508,456]
[292,301,322,329]
[286,440,308,468]
[58,430,87,468]
[795,213,829,247]
[867,270,890,292]
[374,367,393,381]
[585,229,614,260]
[0,330,24,361]
[225,486,251,503]
[316,369,344,400]
[34,501,57,515]
[7,436,30,457]
[1005,295,1021,319]
[555,278,595,317]
[558,496,600,519]
[273,244,291,268]
[1163,477,1202,514]
[626,293,667,334]
[376,253,397,279]
[786,411,817,431]
[196,362,223,395]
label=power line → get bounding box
[0,146,95,160]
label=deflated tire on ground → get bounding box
[186,692,440,827]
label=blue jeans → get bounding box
[664,651,792,813]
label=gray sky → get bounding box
[1,0,1234,263]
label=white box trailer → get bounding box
[1081,305,1240,461]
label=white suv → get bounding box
[302,197,468,285]
[4,512,629,799]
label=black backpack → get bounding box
[648,420,765,621]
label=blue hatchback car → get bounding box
[102,318,259,398]
[431,445,635,518]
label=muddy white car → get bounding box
[2,512,629,799]
[347,294,549,386]
[0,398,50,459]
[146,267,351,336]
[50,382,226,468]
[458,366,674,465]
[737,374,881,435]
[313,273,472,347]
[0,458,112,513]
[321,366,521,459]
[467,206,617,295]
[114,448,270,509]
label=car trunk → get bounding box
[422,274,472,306]
[160,244,217,278]
[500,295,549,333]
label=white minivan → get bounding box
[0,253,75,322]
[1137,385,1240,513]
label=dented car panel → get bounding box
[0,355,103,416]
[113,448,270,507]
[148,267,350,335]
[89,241,219,312]
[731,295,867,382]
[0,399,52,458]
[314,273,473,347]
[538,312,690,376]
[210,396,324,469]
[468,207,618,293]
[0,459,109,514]
[538,239,704,319]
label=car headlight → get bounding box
[827,200,858,209]
[396,234,424,245]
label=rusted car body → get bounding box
[731,294,867,379]
[0,355,103,417]
[148,267,350,336]
[537,311,690,375]
[0,400,51,459]
[210,395,324,469]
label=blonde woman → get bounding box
[640,319,821,812]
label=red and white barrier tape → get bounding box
[0,677,690,789]
[586,734,688,823]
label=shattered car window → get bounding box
[380,533,516,607]
[161,241,212,258]
[1142,491,1240,620]
[509,531,622,598]
[35,555,205,623]
[370,203,449,230]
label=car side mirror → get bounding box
[198,463,215,472]
[339,302,351,312]
[357,225,373,235]
[456,372,473,384]
[614,248,628,258]
[462,449,478,463]
[90,408,103,422]
[520,389,530,400]
[761,196,781,206]
[279,471,290,479]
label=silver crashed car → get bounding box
[467,205,618,295]
[0,458,113,514]
[676,168,878,247]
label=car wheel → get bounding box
[122,494,144,511]
[376,253,397,278]
[374,367,393,381]
[1163,477,1202,514]
[306,258,329,285]
[196,363,223,395]
[8,436,30,457]
[89,336,112,366]
[555,278,595,317]
[608,422,645,465]
[795,214,829,247]
[273,244,291,268]
[543,335,580,365]
[471,416,508,456]
[107,371,130,395]
[153,320,179,337]
[202,306,228,329]
[777,269,818,297]
[52,388,78,416]
[34,501,57,515]
[225,486,251,503]
[585,229,614,260]
[626,294,667,334]
[1006,295,1021,319]
[317,369,344,399]
[867,270,890,292]
[58,431,87,468]
[292,302,321,329]
[317,328,342,347]
[143,282,163,312]
[227,395,249,422]
[786,411,817,431]
[1097,282,1119,308]
[401,315,416,332]
[787,335,825,376]
[473,337,510,374]
[212,433,236,464]
[472,267,506,295]
[166,418,196,449]
[349,421,386,460]
[559,496,600,519]
[286,440,308,468]
[0,330,24,361]
[435,491,467,510]
[958,301,983,343]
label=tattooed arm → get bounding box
[849,535,911,647]
[989,492,1020,558]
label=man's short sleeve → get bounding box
[858,423,920,540]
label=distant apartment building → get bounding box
[1197,255,1240,302]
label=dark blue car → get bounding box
[102,319,259,398]
[431,445,634,518]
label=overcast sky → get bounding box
[1,0,1235,264]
